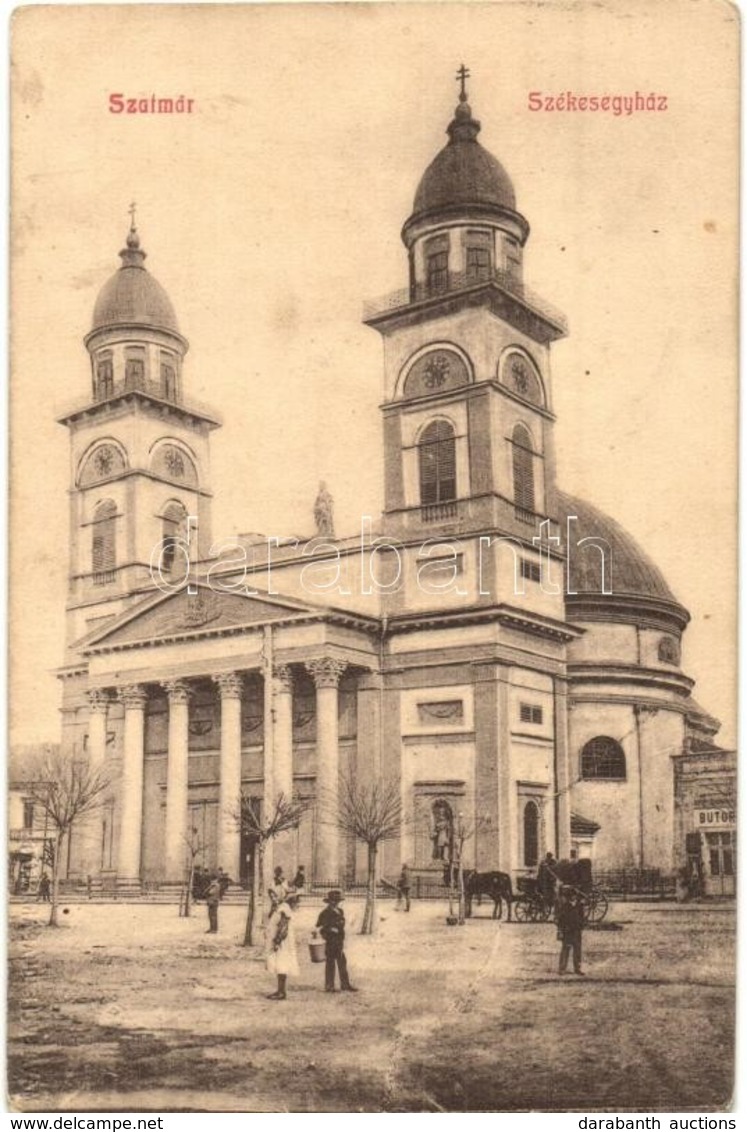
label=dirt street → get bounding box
[8,898,735,1113]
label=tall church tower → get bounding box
[365,71,567,552]
[58,216,221,651]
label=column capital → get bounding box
[87,688,111,714]
[307,657,347,689]
[118,684,147,710]
[213,672,244,700]
[164,679,192,705]
[274,664,295,694]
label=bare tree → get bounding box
[326,774,409,936]
[237,792,309,946]
[22,747,114,927]
[179,824,210,918]
[445,812,492,925]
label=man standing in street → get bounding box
[205,873,221,934]
[316,890,358,992]
[557,885,585,976]
[396,864,411,912]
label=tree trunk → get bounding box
[49,833,62,927]
[243,868,255,946]
[360,841,378,935]
[184,860,193,918]
[457,857,466,925]
[258,841,266,931]
[447,861,455,918]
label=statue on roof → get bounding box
[313,481,335,539]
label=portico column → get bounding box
[117,684,147,887]
[215,672,243,878]
[308,658,346,883]
[164,680,191,883]
[273,665,295,875]
[79,689,110,875]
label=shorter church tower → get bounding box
[58,214,221,651]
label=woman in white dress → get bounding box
[266,893,300,1000]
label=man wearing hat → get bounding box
[556,884,585,976]
[316,890,358,992]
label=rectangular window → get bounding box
[505,235,522,277]
[520,558,541,583]
[427,250,449,293]
[466,245,491,281]
[23,801,34,830]
[519,703,543,725]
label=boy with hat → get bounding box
[316,890,358,993]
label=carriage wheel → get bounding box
[512,898,534,922]
[584,889,609,924]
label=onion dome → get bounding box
[403,78,525,243]
[90,222,180,335]
[557,490,690,631]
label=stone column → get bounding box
[272,665,295,875]
[215,672,244,878]
[308,658,346,883]
[117,684,147,888]
[164,680,191,883]
[78,689,110,875]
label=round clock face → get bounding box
[93,446,115,476]
[511,358,530,395]
[164,446,185,478]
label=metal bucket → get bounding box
[308,940,326,963]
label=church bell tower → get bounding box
[364,69,567,548]
[58,212,221,649]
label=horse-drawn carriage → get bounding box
[446,862,609,925]
[512,874,609,924]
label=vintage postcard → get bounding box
[8,1,738,1116]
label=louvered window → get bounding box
[419,420,457,505]
[512,424,536,520]
[92,500,117,584]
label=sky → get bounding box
[10,1,739,747]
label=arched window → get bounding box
[512,423,536,521]
[418,420,456,505]
[580,736,626,780]
[91,500,117,584]
[161,501,187,575]
[523,801,539,867]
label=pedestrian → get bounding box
[205,873,222,933]
[291,865,306,892]
[537,851,557,914]
[36,873,51,903]
[269,866,288,911]
[266,893,301,1000]
[316,889,358,993]
[557,885,585,976]
[217,868,232,898]
[396,864,411,911]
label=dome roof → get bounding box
[557,490,683,608]
[91,226,180,335]
[409,98,516,221]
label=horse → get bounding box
[442,866,514,921]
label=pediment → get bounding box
[79,584,321,652]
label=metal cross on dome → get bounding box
[128,201,137,229]
[456,63,470,101]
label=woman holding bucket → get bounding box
[266,892,300,1000]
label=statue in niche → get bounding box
[313,481,335,538]
[431,799,454,862]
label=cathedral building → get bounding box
[54,80,733,893]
